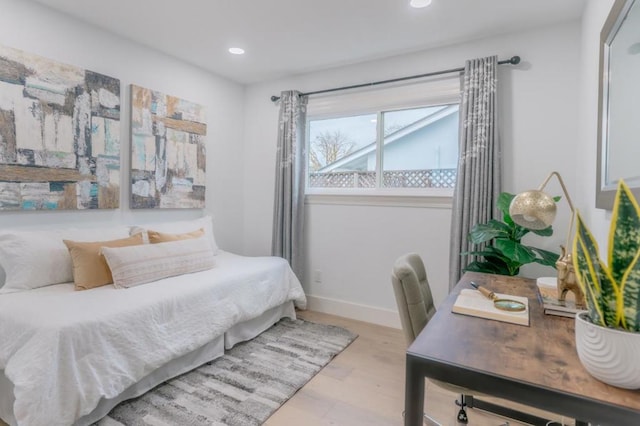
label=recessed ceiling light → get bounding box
[228,47,245,55]
[410,0,432,8]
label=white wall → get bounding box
[578,0,616,253]
[243,22,582,327]
[0,0,245,253]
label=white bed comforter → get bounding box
[0,251,306,426]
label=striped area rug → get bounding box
[96,318,357,426]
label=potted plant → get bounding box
[464,192,559,276]
[573,180,640,389]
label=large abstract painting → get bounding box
[0,44,120,211]
[130,85,206,209]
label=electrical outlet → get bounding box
[313,269,322,283]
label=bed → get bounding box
[0,219,306,426]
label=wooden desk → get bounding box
[404,272,640,426]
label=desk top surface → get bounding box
[408,272,640,412]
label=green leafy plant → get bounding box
[463,192,560,276]
[574,180,640,331]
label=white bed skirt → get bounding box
[0,301,296,426]
[225,301,296,349]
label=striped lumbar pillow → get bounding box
[102,237,215,289]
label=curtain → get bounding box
[449,56,501,290]
[272,91,308,279]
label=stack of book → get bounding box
[536,277,582,318]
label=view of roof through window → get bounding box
[309,106,445,169]
[307,104,459,189]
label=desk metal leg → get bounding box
[405,355,425,426]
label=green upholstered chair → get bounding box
[392,253,471,424]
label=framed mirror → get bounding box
[596,0,640,209]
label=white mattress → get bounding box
[0,251,306,426]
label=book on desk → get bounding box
[536,276,582,318]
[452,289,530,326]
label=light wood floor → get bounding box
[266,310,575,426]
[1,311,574,426]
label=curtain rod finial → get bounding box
[270,95,280,102]
[510,56,521,65]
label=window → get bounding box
[305,76,460,195]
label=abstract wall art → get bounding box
[0,44,121,211]
[130,85,206,209]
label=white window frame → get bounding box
[305,75,462,206]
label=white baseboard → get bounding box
[305,294,401,329]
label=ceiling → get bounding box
[30,0,586,85]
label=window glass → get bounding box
[382,105,459,189]
[308,113,377,188]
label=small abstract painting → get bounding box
[130,85,206,209]
[0,44,120,210]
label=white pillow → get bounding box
[102,237,215,289]
[0,226,130,293]
[130,215,219,254]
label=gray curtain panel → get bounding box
[272,91,308,280]
[449,56,502,290]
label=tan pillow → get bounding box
[129,216,219,254]
[63,234,144,290]
[147,228,204,244]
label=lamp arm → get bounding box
[538,171,575,254]
[538,171,575,213]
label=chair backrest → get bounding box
[391,253,437,346]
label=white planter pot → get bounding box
[575,311,640,389]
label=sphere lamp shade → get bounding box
[509,190,557,230]
[508,171,575,252]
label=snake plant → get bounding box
[573,180,640,331]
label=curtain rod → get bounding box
[270,55,520,102]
